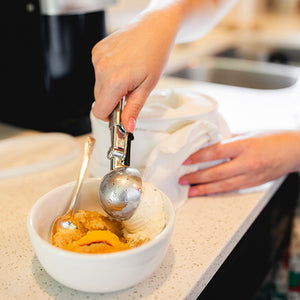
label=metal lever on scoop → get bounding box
[124,132,134,167]
[107,97,133,170]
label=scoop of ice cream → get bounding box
[122,182,167,247]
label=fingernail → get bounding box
[188,187,198,197]
[183,158,191,165]
[127,117,136,132]
[178,179,189,185]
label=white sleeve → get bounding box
[145,0,238,44]
[175,0,238,43]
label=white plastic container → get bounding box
[90,88,230,178]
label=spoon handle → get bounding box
[67,136,96,213]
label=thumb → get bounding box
[121,86,152,133]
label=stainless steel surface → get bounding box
[169,57,300,89]
[107,97,129,170]
[99,98,142,220]
[99,167,142,220]
[216,44,300,67]
[51,136,96,240]
[39,0,116,15]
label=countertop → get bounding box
[1,74,299,299]
[0,128,284,300]
[2,4,300,298]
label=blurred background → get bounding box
[1,0,300,135]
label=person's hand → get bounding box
[91,8,182,132]
[178,131,300,196]
[91,0,238,132]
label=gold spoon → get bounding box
[51,136,96,241]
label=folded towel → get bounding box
[143,119,227,209]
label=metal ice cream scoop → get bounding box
[98,97,142,220]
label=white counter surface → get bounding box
[1,2,300,298]
[1,74,299,299]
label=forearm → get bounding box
[288,130,300,173]
[142,0,238,43]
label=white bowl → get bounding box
[27,178,175,293]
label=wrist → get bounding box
[140,0,188,32]
[291,130,300,172]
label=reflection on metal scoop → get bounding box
[99,167,142,220]
[98,97,142,220]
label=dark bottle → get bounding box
[0,0,114,135]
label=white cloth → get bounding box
[90,88,231,209]
[143,119,226,209]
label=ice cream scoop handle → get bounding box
[107,97,130,170]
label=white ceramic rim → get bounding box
[27,178,176,260]
[0,133,78,179]
[90,88,218,124]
